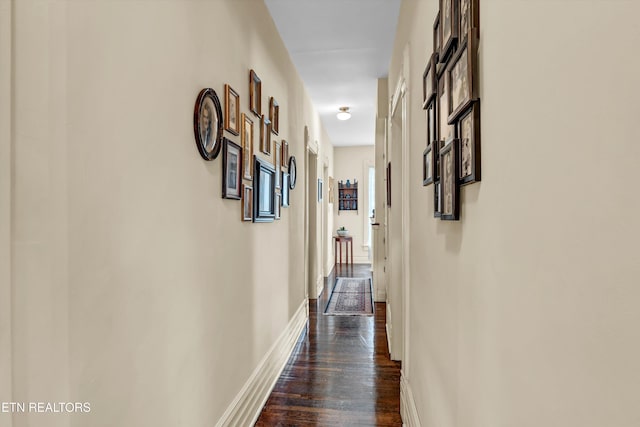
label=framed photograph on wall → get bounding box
[224,84,240,135]
[440,139,460,221]
[438,69,454,146]
[458,102,481,185]
[260,115,271,155]
[423,54,437,109]
[317,178,323,202]
[386,162,392,207]
[281,173,290,207]
[275,194,281,220]
[253,155,276,222]
[447,31,479,123]
[459,0,480,45]
[281,140,289,171]
[241,113,254,180]
[423,144,433,186]
[242,184,253,222]
[433,12,441,62]
[434,180,442,218]
[269,97,279,135]
[426,102,437,150]
[440,0,458,63]
[274,141,281,189]
[193,88,223,161]
[288,156,297,189]
[222,138,242,200]
[249,69,262,117]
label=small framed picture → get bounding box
[193,88,223,160]
[458,102,481,185]
[269,97,279,135]
[459,0,480,45]
[281,140,289,171]
[447,30,478,124]
[433,12,441,62]
[434,180,442,218]
[440,0,458,63]
[440,139,460,221]
[242,184,253,222]
[433,139,441,182]
[274,141,281,189]
[386,162,392,207]
[317,178,323,202]
[288,156,297,189]
[241,113,254,180]
[422,54,437,109]
[275,193,281,220]
[249,69,262,117]
[438,69,454,145]
[253,155,276,223]
[260,115,271,155]
[281,173,290,207]
[222,138,242,200]
[426,102,437,149]
[224,84,240,135]
[423,144,433,186]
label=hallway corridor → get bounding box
[256,265,402,426]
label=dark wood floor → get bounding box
[255,264,402,426]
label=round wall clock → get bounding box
[193,88,223,160]
[288,156,297,189]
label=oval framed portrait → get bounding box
[193,88,223,160]
[288,155,297,189]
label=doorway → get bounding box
[305,136,320,300]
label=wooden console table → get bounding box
[333,235,353,266]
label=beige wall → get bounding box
[332,146,375,265]
[7,1,332,426]
[389,0,640,426]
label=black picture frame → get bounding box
[318,179,323,202]
[447,30,479,124]
[433,12,441,63]
[193,88,223,161]
[434,180,442,218]
[423,144,433,186]
[440,140,460,221]
[438,67,454,147]
[458,102,481,185]
[253,155,276,222]
[222,138,242,200]
[281,172,290,207]
[440,0,458,63]
[288,156,297,189]
[459,0,480,45]
[426,102,437,152]
[386,162,391,207]
[249,69,262,118]
[422,54,437,109]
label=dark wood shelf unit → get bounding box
[338,182,358,213]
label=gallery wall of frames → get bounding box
[422,0,480,221]
[193,70,296,223]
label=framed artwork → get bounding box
[281,173,290,207]
[426,102,437,148]
[438,69,454,145]
[386,162,391,207]
[327,176,335,204]
[288,156,297,189]
[242,184,253,221]
[434,180,442,218]
[439,0,458,63]
[422,54,437,109]
[269,97,279,135]
[447,31,479,124]
[274,141,281,189]
[281,140,289,171]
[275,194,281,219]
[423,144,433,186]
[249,69,262,117]
[222,138,242,200]
[459,0,480,45]
[253,155,276,222]
[224,84,240,135]
[317,179,323,202]
[260,115,271,155]
[433,12,441,62]
[193,88,223,160]
[458,102,481,185]
[241,113,254,180]
[440,139,460,221]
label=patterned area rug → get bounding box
[324,277,373,316]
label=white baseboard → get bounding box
[215,300,309,427]
[375,288,387,302]
[400,372,421,426]
[386,303,392,355]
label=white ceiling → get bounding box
[265,0,401,147]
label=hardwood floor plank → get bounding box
[255,265,402,426]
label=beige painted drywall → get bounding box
[389,0,640,426]
[8,1,333,426]
[332,146,375,265]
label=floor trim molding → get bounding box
[215,299,309,427]
[400,372,420,426]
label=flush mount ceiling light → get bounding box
[336,106,351,121]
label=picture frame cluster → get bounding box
[422,0,481,221]
[192,68,295,224]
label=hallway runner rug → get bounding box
[324,277,374,316]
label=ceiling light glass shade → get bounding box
[336,107,351,121]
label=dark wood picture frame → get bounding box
[439,0,458,63]
[438,68,454,147]
[433,12,441,63]
[288,156,297,189]
[224,84,240,135]
[458,102,481,185]
[260,115,271,155]
[253,155,276,223]
[269,97,279,135]
[386,162,392,207]
[459,0,480,45]
[426,102,437,151]
[281,172,290,207]
[447,30,479,124]
[423,144,433,186]
[440,140,460,221]
[281,140,289,171]
[241,113,254,180]
[422,54,437,109]
[193,88,223,161]
[249,69,262,118]
[434,180,442,218]
[222,138,242,200]
[242,184,253,222]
